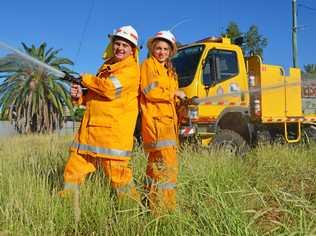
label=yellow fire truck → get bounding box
[172,37,316,154]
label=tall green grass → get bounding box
[0,134,315,235]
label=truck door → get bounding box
[199,49,244,118]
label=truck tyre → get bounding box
[256,130,272,145]
[212,129,249,156]
[303,125,316,144]
[307,125,316,140]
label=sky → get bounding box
[1,0,315,75]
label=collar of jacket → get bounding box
[99,55,136,74]
[149,56,169,76]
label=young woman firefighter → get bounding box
[59,25,140,204]
[140,30,186,213]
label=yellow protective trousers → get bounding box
[144,147,178,213]
[63,151,139,201]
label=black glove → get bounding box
[62,73,81,85]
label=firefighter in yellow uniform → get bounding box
[60,25,140,203]
[140,30,186,214]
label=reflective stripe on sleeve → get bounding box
[143,81,158,94]
[144,176,176,190]
[109,76,123,98]
[71,141,132,157]
[143,139,177,149]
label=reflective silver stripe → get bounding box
[143,139,177,149]
[157,182,176,190]
[144,176,176,190]
[71,141,132,157]
[143,81,158,94]
[116,181,134,193]
[64,182,80,192]
[109,76,122,98]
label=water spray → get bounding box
[0,41,81,84]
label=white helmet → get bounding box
[147,30,177,55]
[111,25,138,47]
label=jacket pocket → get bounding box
[88,115,113,127]
[155,116,175,140]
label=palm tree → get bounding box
[302,64,316,80]
[0,42,75,133]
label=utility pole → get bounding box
[292,0,298,67]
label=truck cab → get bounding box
[172,36,316,154]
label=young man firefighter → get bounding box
[59,25,140,204]
[140,30,186,214]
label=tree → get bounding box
[222,22,268,58]
[0,42,75,134]
[304,64,316,74]
[176,41,183,48]
[222,22,242,40]
[302,64,316,80]
[72,106,86,122]
[244,25,268,58]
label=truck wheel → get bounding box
[301,129,311,147]
[212,129,249,156]
[306,125,316,141]
[256,130,272,145]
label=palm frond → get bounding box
[50,58,74,66]
[45,49,62,63]
[38,42,47,60]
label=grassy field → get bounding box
[0,134,315,235]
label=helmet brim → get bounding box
[108,35,138,48]
[147,37,177,57]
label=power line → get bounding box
[298,3,316,11]
[297,2,316,30]
[74,0,95,63]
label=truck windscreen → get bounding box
[172,45,205,88]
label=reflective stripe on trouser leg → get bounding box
[101,159,139,201]
[64,151,97,185]
[64,182,80,192]
[145,147,178,211]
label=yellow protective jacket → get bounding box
[70,55,140,160]
[140,56,178,151]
